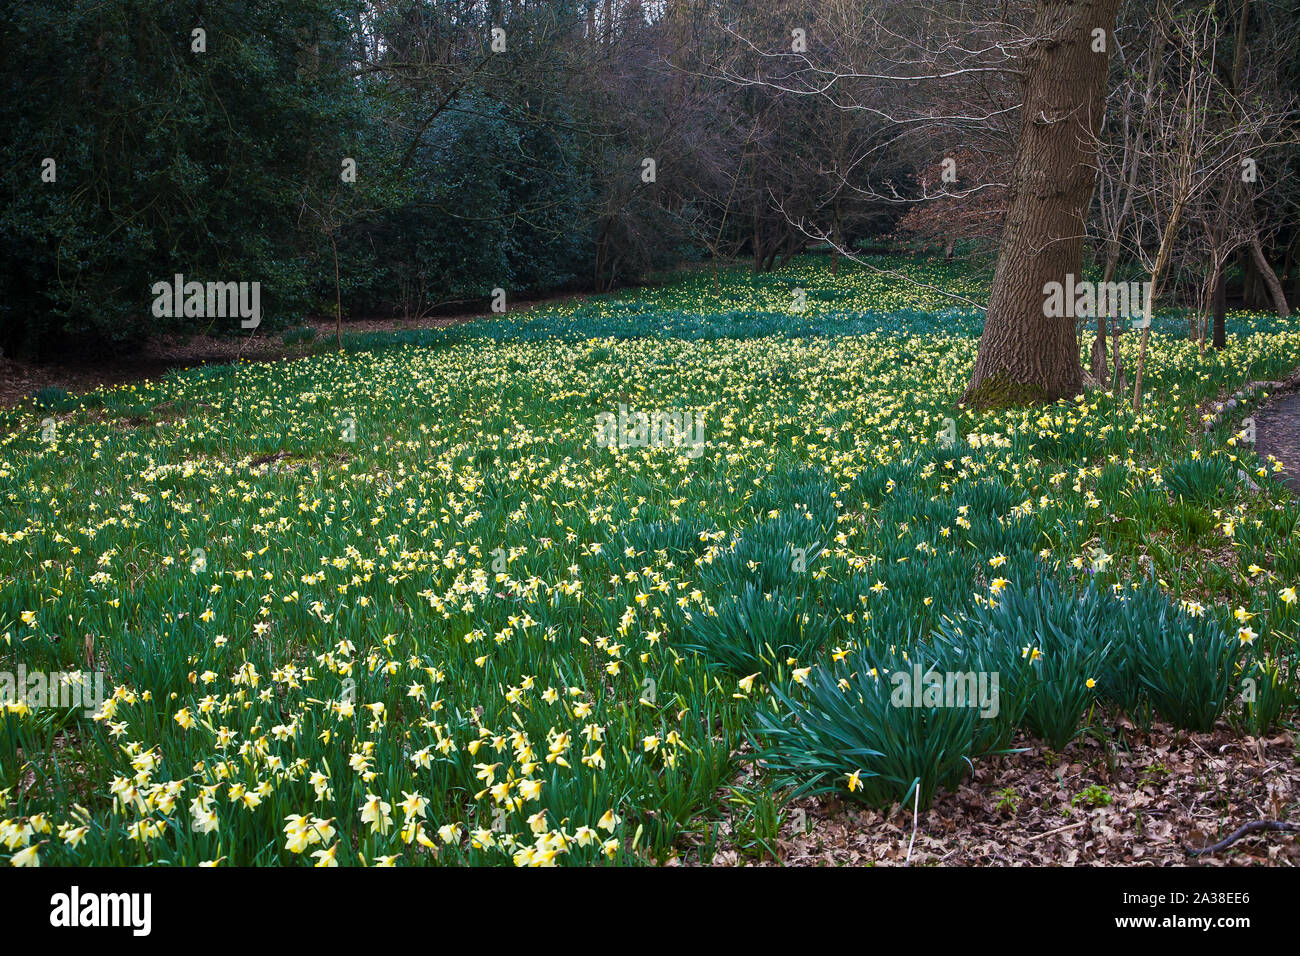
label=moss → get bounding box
[962,373,1051,411]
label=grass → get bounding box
[1,254,1298,866]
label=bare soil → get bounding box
[1254,392,1300,493]
[696,723,1300,867]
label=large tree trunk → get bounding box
[1249,235,1291,318]
[962,0,1122,408]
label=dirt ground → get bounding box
[696,722,1300,867]
[1254,392,1300,493]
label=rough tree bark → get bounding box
[961,0,1122,408]
[1249,235,1291,318]
[1212,264,1227,350]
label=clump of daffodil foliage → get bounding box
[1,255,1298,865]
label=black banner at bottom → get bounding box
[0,864,1283,944]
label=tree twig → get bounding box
[1022,820,1087,842]
[1186,820,1300,856]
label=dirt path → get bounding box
[1253,392,1300,493]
